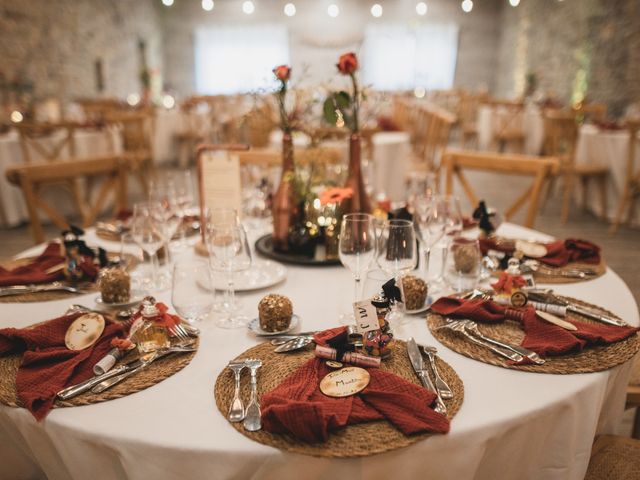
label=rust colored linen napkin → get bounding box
[260,328,450,443]
[479,237,601,267]
[0,313,126,420]
[0,243,98,287]
[430,297,638,358]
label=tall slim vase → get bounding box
[343,132,371,214]
[272,132,296,252]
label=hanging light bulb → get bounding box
[416,2,428,15]
[201,0,214,11]
[327,4,339,17]
[284,3,296,16]
[461,0,473,13]
[242,1,255,14]
[509,0,520,6]
[371,4,383,17]
[162,0,174,6]
[10,111,23,123]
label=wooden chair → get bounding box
[75,98,124,122]
[573,102,608,123]
[584,435,640,480]
[442,149,559,228]
[412,104,456,174]
[609,119,640,234]
[543,109,609,224]
[6,155,129,243]
[489,100,526,153]
[457,92,488,149]
[105,111,155,196]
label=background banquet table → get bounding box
[575,124,640,225]
[477,104,544,155]
[0,128,121,228]
[0,223,638,480]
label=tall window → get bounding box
[362,24,459,91]
[195,25,290,94]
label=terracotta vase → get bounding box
[343,132,371,214]
[271,132,296,252]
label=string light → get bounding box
[10,111,23,123]
[201,0,213,11]
[461,0,473,13]
[416,2,428,15]
[242,1,255,14]
[284,3,296,16]
[162,95,176,109]
[371,4,382,17]
[509,0,520,6]
[327,4,339,17]
[162,0,174,6]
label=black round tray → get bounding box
[255,234,341,266]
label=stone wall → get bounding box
[159,0,503,95]
[0,0,162,104]
[496,0,640,116]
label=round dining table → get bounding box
[1,222,638,480]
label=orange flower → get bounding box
[320,187,353,206]
[273,65,291,81]
[337,52,358,75]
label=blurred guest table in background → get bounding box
[0,222,637,480]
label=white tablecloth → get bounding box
[575,124,640,225]
[1,222,638,480]
[477,105,544,155]
[0,129,121,228]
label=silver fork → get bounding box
[243,358,263,432]
[459,320,545,365]
[436,320,525,363]
[419,345,453,400]
[169,323,189,340]
[227,360,246,423]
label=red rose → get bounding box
[273,65,291,81]
[337,52,358,75]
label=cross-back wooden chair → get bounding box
[6,155,129,243]
[457,92,488,149]
[489,100,526,153]
[543,109,608,224]
[75,98,124,122]
[412,105,456,175]
[442,149,559,228]
[105,111,154,196]
[609,119,640,234]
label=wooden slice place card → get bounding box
[320,367,370,398]
[65,313,105,350]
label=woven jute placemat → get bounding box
[214,340,464,458]
[427,297,639,374]
[0,252,137,303]
[0,339,198,409]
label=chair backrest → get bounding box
[415,104,456,171]
[442,149,559,228]
[625,119,640,181]
[543,109,578,163]
[76,98,123,122]
[105,111,154,155]
[16,122,77,163]
[573,102,607,123]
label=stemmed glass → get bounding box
[172,260,214,324]
[338,213,377,323]
[130,203,168,291]
[414,195,447,282]
[377,219,417,322]
[433,195,463,288]
[207,224,252,328]
[172,171,197,246]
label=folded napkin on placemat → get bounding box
[0,314,126,420]
[479,237,601,267]
[0,243,98,287]
[430,297,638,360]
[261,328,450,443]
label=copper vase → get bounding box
[272,132,296,252]
[343,132,371,214]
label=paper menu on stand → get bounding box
[198,149,243,215]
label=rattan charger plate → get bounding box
[0,338,198,409]
[428,297,639,374]
[214,340,464,458]
[0,252,136,303]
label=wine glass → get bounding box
[172,260,214,324]
[432,195,463,289]
[130,203,168,291]
[414,195,447,282]
[377,219,417,322]
[338,213,377,323]
[207,224,252,328]
[171,170,197,247]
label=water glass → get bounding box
[444,237,482,292]
[172,260,214,324]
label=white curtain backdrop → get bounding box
[195,25,290,94]
[362,24,459,91]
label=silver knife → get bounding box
[406,338,447,415]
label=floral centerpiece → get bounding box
[322,52,371,214]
